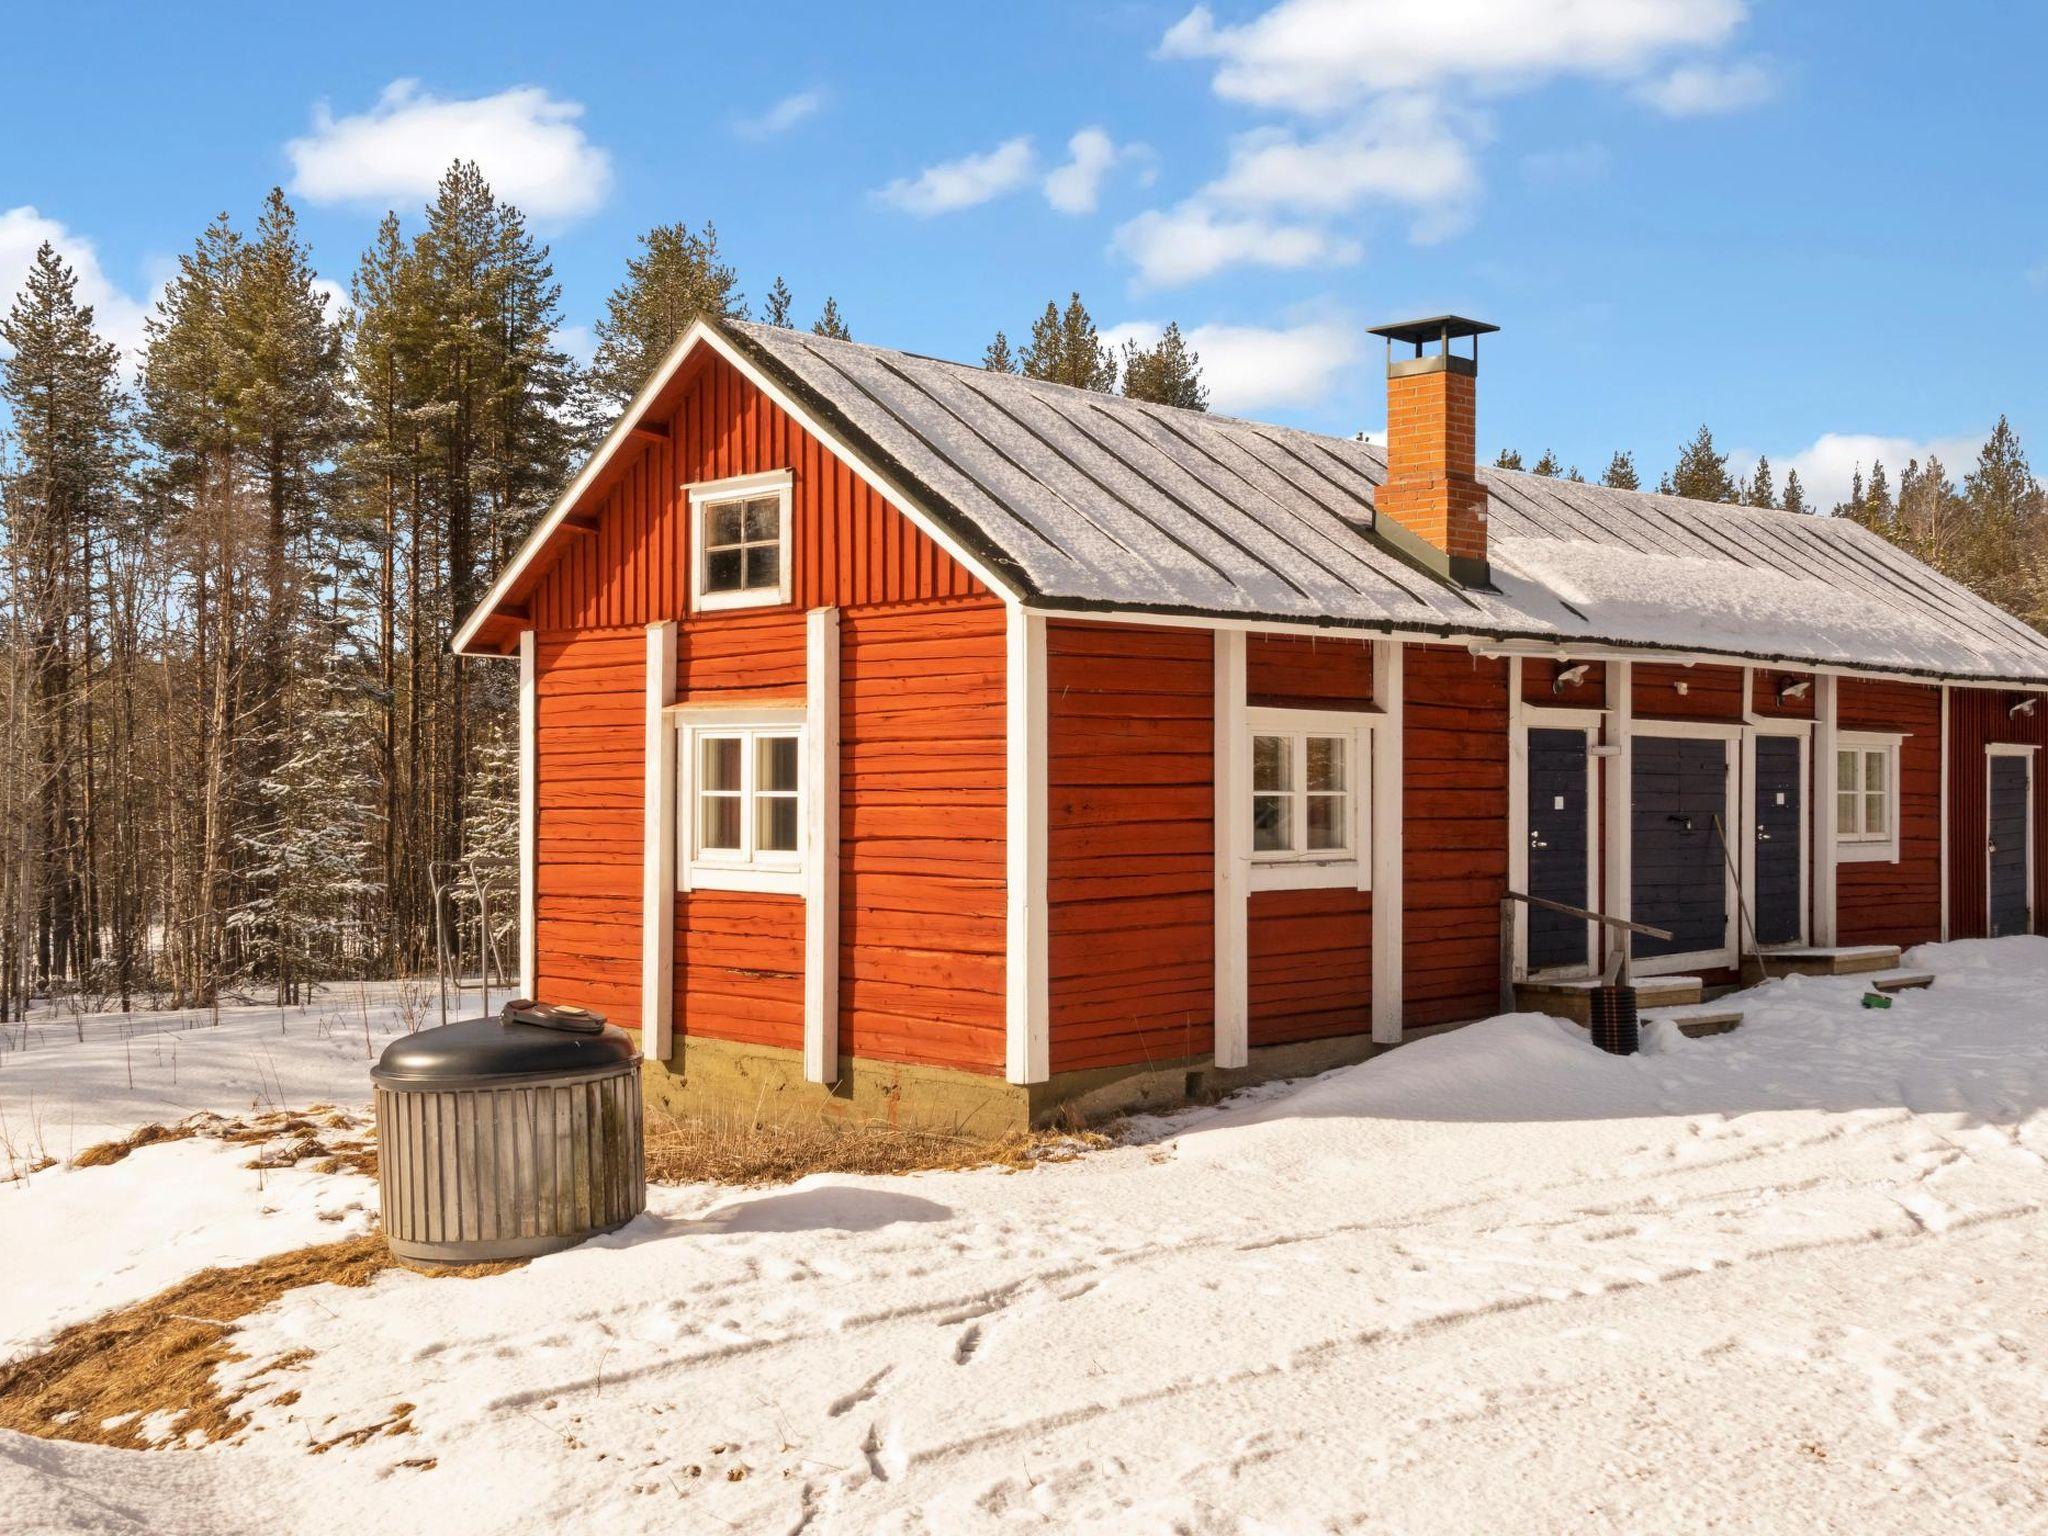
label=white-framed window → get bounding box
[675,707,806,893]
[689,469,792,612]
[1247,706,1373,891]
[1836,732,1902,863]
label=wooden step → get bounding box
[1516,974,1702,1026]
[1642,1004,1744,1039]
[1867,968,1936,993]
[1754,945,1903,977]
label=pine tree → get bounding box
[1746,453,1776,509]
[1021,294,1116,392]
[812,297,851,340]
[1120,321,1208,411]
[1863,460,1895,533]
[1669,425,1738,503]
[982,331,1020,373]
[1566,466,1586,483]
[1494,449,1524,470]
[1602,451,1640,490]
[763,276,795,328]
[1531,449,1563,478]
[1781,468,1808,513]
[589,220,743,404]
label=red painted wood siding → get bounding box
[526,350,985,631]
[1634,661,1745,722]
[1404,644,1510,1027]
[533,630,645,1031]
[1837,679,1943,946]
[1751,668,1816,721]
[1945,685,2048,939]
[839,600,1007,1072]
[1250,888,1371,1045]
[1247,633,1374,709]
[1046,621,1215,1073]
[1521,657,1607,710]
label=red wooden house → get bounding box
[454,315,2048,1129]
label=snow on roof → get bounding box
[698,322,2048,684]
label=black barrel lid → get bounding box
[373,1000,639,1085]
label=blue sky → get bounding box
[3,0,2043,505]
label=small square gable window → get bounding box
[690,469,792,611]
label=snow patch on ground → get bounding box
[4,950,2047,1532]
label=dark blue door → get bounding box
[1989,754,2031,938]
[1632,736,1729,960]
[1752,735,1803,946]
[1526,727,1590,971]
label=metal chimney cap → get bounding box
[1367,315,1499,346]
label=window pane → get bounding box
[745,542,781,590]
[1307,735,1346,792]
[708,502,744,547]
[1864,751,1886,793]
[1253,793,1290,851]
[1306,792,1346,850]
[757,794,799,852]
[701,794,741,850]
[1837,749,1857,793]
[705,548,744,591]
[758,734,799,792]
[1837,789,1860,836]
[1866,789,1888,837]
[1253,735,1289,792]
[701,736,741,791]
[742,496,780,542]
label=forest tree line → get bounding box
[0,173,2038,1015]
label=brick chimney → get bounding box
[1368,316,1497,587]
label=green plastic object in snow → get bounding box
[1861,991,1892,1009]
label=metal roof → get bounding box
[697,322,2048,684]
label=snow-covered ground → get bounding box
[5,945,2048,1533]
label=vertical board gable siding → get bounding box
[1946,685,2048,939]
[1836,678,1942,946]
[534,630,646,1031]
[526,351,985,632]
[1403,644,1510,1027]
[1047,621,1215,1073]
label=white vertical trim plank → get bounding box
[1370,639,1405,1043]
[1939,683,1951,942]
[1505,657,1527,983]
[804,608,842,1084]
[1005,608,1050,1084]
[1813,673,1840,946]
[1602,659,1633,975]
[641,622,678,1061]
[1212,629,1249,1069]
[518,630,538,998]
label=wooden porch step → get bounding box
[1642,1004,1744,1039]
[1756,945,1903,977]
[1867,968,1936,993]
[1516,974,1702,1026]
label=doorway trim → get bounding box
[1986,743,2037,937]
[1628,718,1743,977]
[1740,719,1812,952]
[1507,687,1604,982]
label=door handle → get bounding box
[1757,832,1772,842]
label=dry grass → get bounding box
[0,1237,515,1452]
[643,1102,1111,1187]
[70,1108,378,1179]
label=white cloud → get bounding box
[1104,316,1362,413]
[1043,128,1149,215]
[0,206,153,368]
[734,90,825,139]
[1202,96,1481,241]
[1634,57,1776,115]
[1112,203,1361,288]
[556,322,596,366]
[877,136,1036,216]
[1766,430,1986,512]
[311,276,350,319]
[1161,0,1745,113]
[286,80,614,220]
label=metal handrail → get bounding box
[1499,890,1673,1008]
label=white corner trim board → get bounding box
[1370,638,1404,1044]
[641,622,678,1061]
[1602,658,1634,972]
[1812,673,1840,945]
[1006,608,1050,1084]
[519,629,538,998]
[804,608,842,1085]
[1213,630,1249,1070]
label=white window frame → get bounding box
[1835,731,1903,865]
[688,469,793,613]
[1245,706,1374,892]
[673,705,807,894]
